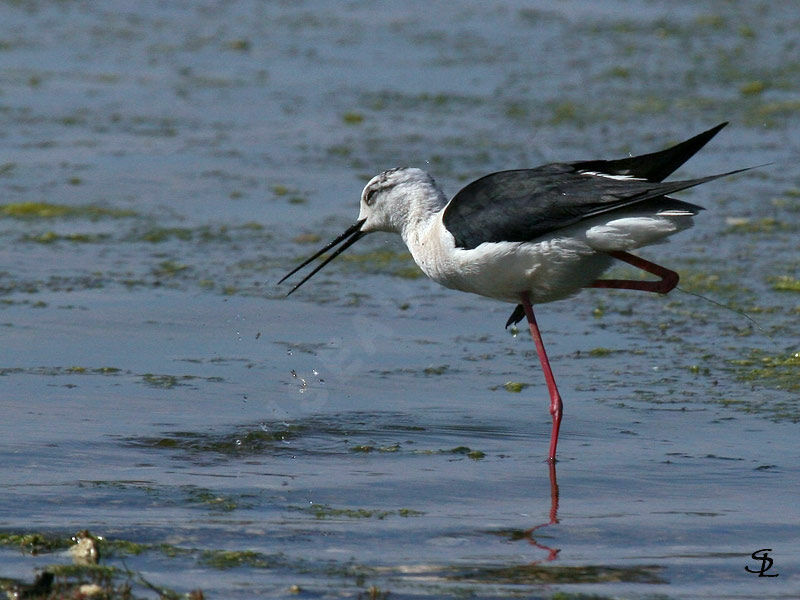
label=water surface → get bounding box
[1,1,799,598]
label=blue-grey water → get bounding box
[1,1,799,598]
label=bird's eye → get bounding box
[365,187,378,206]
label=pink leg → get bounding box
[520,291,562,463]
[590,250,678,293]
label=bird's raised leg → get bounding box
[507,252,680,331]
[520,291,562,463]
[589,250,678,293]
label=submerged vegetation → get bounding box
[1,202,137,220]
[770,275,800,292]
[732,350,800,396]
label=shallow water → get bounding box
[2,1,799,598]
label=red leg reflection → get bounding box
[523,460,560,562]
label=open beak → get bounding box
[278,218,367,295]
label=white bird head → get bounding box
[279,167,446,295]
[357,167,442,234]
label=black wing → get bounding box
[570,121,727,182]
[443,123,732,251]
[445,166,747,250]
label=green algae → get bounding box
[605,65,632,79]
[127,424,306,458]
[350,444,375,453]
[97,367,122,374]
[548,101,580,125]
[351,443,402,453]
[357,444,489,460]
[342,111,365,125]
[134,225,236,243]
[292,504,424,520]
[182,486,248,512]
[1,527,397,596]
[139,372,223,389]
[503,100,529,120]
[451,562,665,585]
[141,373,183,388]
[0,530,200,599]
[200,549,284,569]
[770,275,800,292]
[449,445,471,455]
[0,532,72,554]
[364,90,483,112]
[749,100,800,126]
[588,347,614,357]
[225,38,251,52]
[279,246,424,280]
[293,232,322,244]
[688,364,711,376]
[140,227,194,243]
[0,365,124,378]
[723,217,795,234]
[733,350,800,394]
[131,418,489,465]
[502,381,529,393]
[47,563,117,579]
[271,184,309,204]
[339,248,419,278]
[675,270,749,298]
[3,203,72,218]
[740,80,766,96]
[393,265,423,279]
[22,231,110,244]
[0,530,149,560]
[1,202,136,220]
[152,260,189,277]
[99,539,150,558]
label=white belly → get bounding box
[432,238,613,304]
[404,211,694,305]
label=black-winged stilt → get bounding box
[280,122,750,462]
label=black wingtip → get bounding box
[573,122,731,183]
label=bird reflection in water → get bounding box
[521,461,560,563]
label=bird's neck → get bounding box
[396,184,448,246]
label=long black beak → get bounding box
[278,218,367,295]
